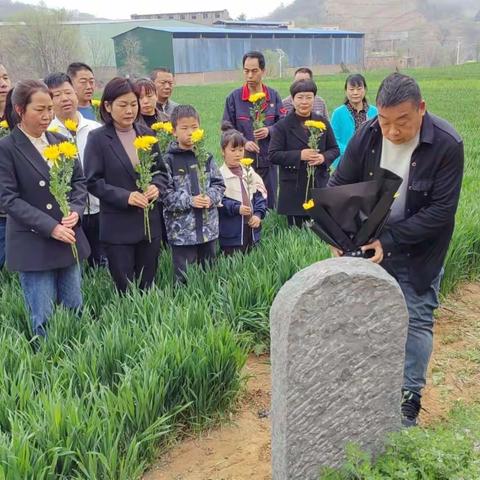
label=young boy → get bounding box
[162,105,225,282]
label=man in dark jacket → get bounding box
[328,73,464,427]
[223,51,285,209]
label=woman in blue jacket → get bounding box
[331,74,377,169]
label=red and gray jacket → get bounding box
[222,84,285,168]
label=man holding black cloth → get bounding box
[329,73,464,427]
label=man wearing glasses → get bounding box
[67,62,97,121]
[150,68,178,120]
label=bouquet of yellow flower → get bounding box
[133,135,159,242]
[151,121,174,155]
[240,157,254,208]
[303,120,327,206]
[0,120,9,139]
[248,92,267,131]
[191,128,210,222]
[91,99,101,122]
[43,141,80,263]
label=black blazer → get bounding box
[84,123,168,244]
[0,127,90,272]
[269,112,340,216]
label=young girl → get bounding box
[218,122,267,255]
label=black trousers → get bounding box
[82,213,106,267]
[105,237,161,293]
[255,165,278,210]
[171,240,217,283]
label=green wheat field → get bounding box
[0,63,479,478]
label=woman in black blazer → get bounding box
[269,79,340,227]
[84,77,168,293]
[0,80,90,336]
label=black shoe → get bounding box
[401,390,421,427]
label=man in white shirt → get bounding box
[44,72,104,267]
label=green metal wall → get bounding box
[114,28,174,74]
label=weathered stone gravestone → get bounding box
[270,257,409,480]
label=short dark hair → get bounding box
[150,68,173,81]
[44,72,72,90]
[220,121,246,149]
[344,73,367,90]
[100,77,139,125]
[242,51,265,70]
[290,79,317,98]
[67,62,94,79]
[6,80,51,128]
[376,73,422,109]
[170,105,200,129]
[133,78,157,97]
[294,67,313,78]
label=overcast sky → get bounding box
[22,0,290,20]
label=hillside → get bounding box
[0,0,97,20]
[264,0,480,66]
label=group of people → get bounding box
[0,50,464,428]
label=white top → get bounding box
[49,112,101,215]
[380,132,420,223]
[19,127,50,161]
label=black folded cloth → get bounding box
[308,169,402,256]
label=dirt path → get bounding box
[144,283,480,480]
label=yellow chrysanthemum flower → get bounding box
[0,120,9,129]
[303,199,315,210]
[248,92,266,104]
[43,144,60,161]
[151,121,174,134]
[240,158,254,167]
[64,118,78,133]
[47,126,60,134]
[58,141,78,159]
[304,120,326,130]
[133,135,159,151]
[91,99,101,107]
[191,129,205,143]
[162,122,173,134]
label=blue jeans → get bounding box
[390,263,443,396]
[19,264,83,336]
[0,217,6,268]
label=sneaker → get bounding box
[401,390,421,427]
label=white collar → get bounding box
[18,126,48,144]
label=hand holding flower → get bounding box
[61,211,79,229]
[145,184,159,202]
[248,215,261,228]
[51,224,76,245]
[239,205,252,216]
[128,191,149,209]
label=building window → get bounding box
[180,14,185,19]
[169,15,174,19]
[203,13,208,19]
[192,15,197,19]
[215,13,220,18]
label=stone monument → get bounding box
[270,257,409,479]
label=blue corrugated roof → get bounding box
[113,25,363,38]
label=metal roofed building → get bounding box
[113,24,365,83]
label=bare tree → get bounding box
[2,7,81,78]
[118,35,147,78]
